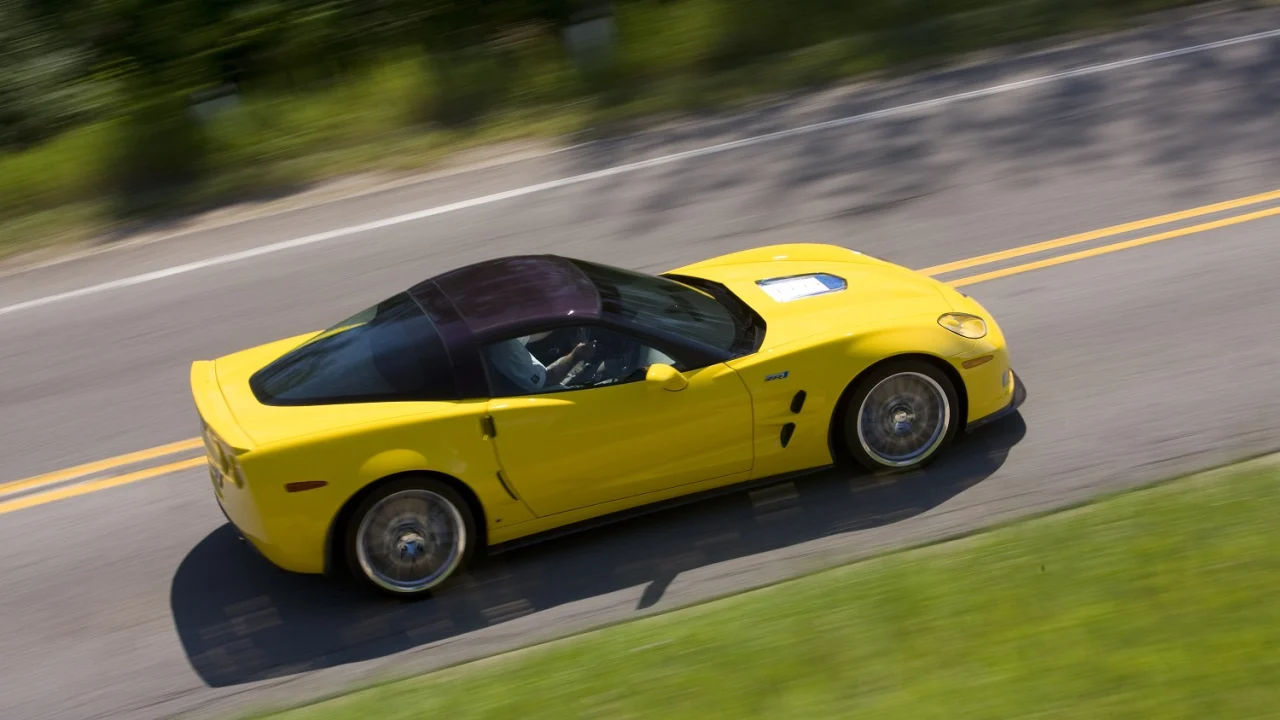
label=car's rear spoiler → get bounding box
[189,360,256,452]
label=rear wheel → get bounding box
[841,360,959,472]
[344,476,476,599]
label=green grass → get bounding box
[1,0,1209,261]
[253,454,1280,720]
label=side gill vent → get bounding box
[780,423,796,448]
[790,390,806,414]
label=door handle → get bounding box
[480,415,497,438]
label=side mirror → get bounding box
[645,363,688,392]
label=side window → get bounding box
[481,325,680,398]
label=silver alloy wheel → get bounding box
[354,489,466,594]
[855,371,951,468]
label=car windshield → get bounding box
[250,292,457,404]
[570,260,743,353]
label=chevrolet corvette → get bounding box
[191,243,1023,597]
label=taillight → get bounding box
[201,423,244,487]
[201,423,217,459]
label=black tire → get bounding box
[343,475,477,600]
[839,359,960,473]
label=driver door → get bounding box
[481,325,755,517]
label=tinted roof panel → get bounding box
[430,255,600,338]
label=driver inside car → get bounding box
[485,331,596,393]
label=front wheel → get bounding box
[841,360,960,472]
[344,476,476,599]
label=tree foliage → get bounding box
[0,0,593,206]
[0,0,1203,220]
[1,0,583,149]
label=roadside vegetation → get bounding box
[3,0,1209,259]
[252,454,1280,719]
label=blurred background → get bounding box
[2,0,1202,258]
[5,1,1280,718]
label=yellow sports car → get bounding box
[191,243,1022,597]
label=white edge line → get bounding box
[3,26,1279,319]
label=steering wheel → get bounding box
[525,327,587,366]
[565,329,643,388]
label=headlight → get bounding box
[938,313,988,339]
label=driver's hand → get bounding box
[571,341,595,363]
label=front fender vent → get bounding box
[790,391,807,414]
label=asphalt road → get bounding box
[3,5,1280,719]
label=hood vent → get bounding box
[756,273,847,303]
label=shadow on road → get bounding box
[171,412,1024,687]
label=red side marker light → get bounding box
[285,481,329,493]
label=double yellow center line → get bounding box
[0,440,207,514]
[922,187,1280,283]
[4,186,1280,515]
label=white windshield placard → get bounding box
[758,276,832,302]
